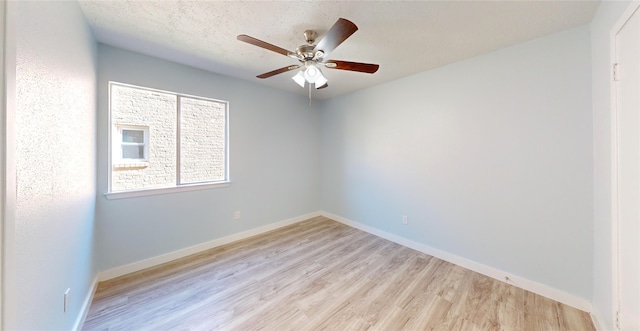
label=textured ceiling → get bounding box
[78,1,600,100]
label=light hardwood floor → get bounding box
[83,216,595,330]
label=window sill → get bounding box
[113,162,149,169]
[104,181,231,200]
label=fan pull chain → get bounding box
[309,83,312,107]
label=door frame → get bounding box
[0,1,5,327]
[610,1,640,329]
[1,1,17,329]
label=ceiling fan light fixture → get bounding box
[292,71,306,88]
[304,64,320,83]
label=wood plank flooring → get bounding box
[82,216,595,330]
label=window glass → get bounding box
[122,130,144,143]
[122,145,145,159]
[109,82,228,193]
[180,97,227,184]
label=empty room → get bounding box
[2,0,639,330]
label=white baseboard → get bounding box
[94,210,592,314]
[591,313,602,331]
[590,306,610,331]
[98,211,321,281]
[320,211,592,313]
[73,275,99,331]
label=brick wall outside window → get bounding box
[110,83,227,192]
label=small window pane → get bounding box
[122,130,144,143]
[122,145,145,159]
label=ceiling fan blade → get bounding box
[325,60,379,74]
[317,83,328,89]
[256,65,301,79]
[313,18,358,55]
[237,34,294,57]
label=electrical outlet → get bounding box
[402,215,408,225]
[64,288,70,313]
[234,211,241,220]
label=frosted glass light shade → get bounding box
[315,74,327,88]
[304,64,321,83]
[292,71,306,88]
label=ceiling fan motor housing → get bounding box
[296,44,316,60]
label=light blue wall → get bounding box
[96,45,321,270]
[13,1,97,330]
[590,1,633,329]
[7,3,619,327]
[320,26,593,300]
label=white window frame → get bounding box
[113,125,149,166]
[106,82,230,199]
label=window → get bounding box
[108,82,229,197]
[114,126,149,165]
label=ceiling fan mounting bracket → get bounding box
[303,30,318,45]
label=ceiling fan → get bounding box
[237,18,379,90]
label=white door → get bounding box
[614,4,640,330]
